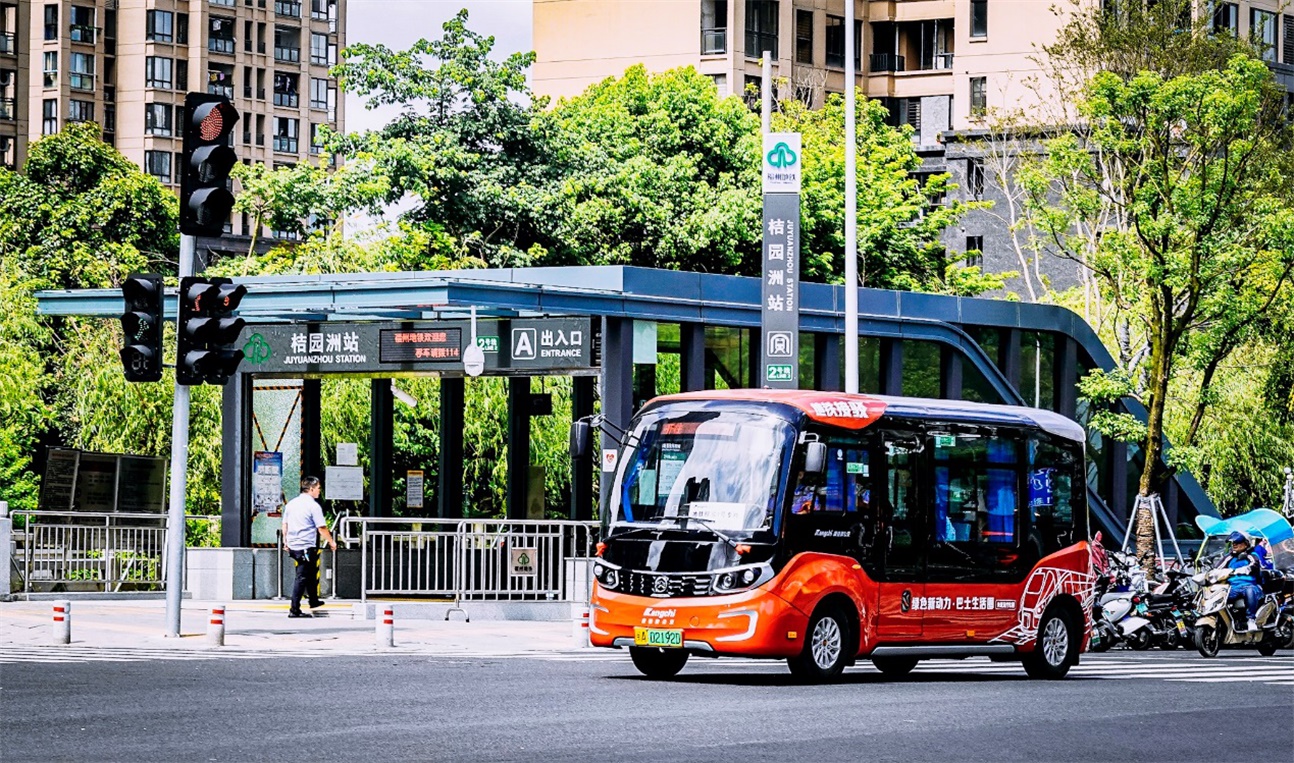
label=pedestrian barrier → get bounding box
[207,605,226,647]
[376,605,394,648]
[8,511,221,595]
[338,517,599,604]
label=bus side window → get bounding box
[1028,437,1081,555]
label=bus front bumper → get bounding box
[588,584,811,658]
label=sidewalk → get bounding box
[0,599,582,656]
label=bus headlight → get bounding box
[593,561,621,591]
[711,563,772,594]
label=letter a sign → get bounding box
[512,328,537,360]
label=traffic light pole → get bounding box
[164,233,196,637]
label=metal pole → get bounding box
[761,50,772,134]
[843,0,859,394]
[164,233,197,637]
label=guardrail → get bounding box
[338,517,600,603]
[8,511,221,594]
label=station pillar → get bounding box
[506,376,532,520]
[369,379,393,517]
[438,377,465,519]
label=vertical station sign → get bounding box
[761,132,802,389]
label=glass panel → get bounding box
[902,340,940,398]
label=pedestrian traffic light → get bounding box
[176,276,247,386]
[180,93,239,238]
[119,274,165,383]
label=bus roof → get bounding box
[652,390,1086,443]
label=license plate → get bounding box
[633,627,683,648]
[1176,620,1186,635]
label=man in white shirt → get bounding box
[282,476,337,618]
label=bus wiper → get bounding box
[661,514,739,549]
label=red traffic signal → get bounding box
[180,94,240,238]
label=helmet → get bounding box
[1227,531,1248,544]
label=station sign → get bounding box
[235,318,599,377]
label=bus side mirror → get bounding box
[804,442,827,474]
[569,420,591,459]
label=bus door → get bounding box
[873,432,924,640]
[921,430,1025,642]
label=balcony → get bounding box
[70,25,96,44]
[272,136,297,153]
[701,27,726,55]
[209,38,235,55]
[275,1,301,17]
[869,53,905,73]
[0,97,15,120]
[274,46,300,63]
[274,91,298,107]
[208,83,234,99]
[0,32,15,55]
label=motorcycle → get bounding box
[1089,549,1152,652]
[1191,567,1286,657]
[1138,569,1196,650]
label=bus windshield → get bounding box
[609,408,794,536]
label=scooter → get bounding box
[1139,569,1196,650]
[1089,550,1152,651]
[1191,567,1286,657]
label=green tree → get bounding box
[1026,8,1294,565]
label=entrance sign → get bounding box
[761,140,801,390]
[236,317,598,377]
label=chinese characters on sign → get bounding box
[761,174,800,389]
[910,596,1011,611]
[380,328,463,363]
[285,330,364,365]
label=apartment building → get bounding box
[533,0,1294,295]
[2,0,346,237]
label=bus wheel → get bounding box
[788,605,852,683]
[629,647,689,679]
[1022,607,1076,680]
[871,656,919,678]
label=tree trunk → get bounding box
[1134,312,1171,578]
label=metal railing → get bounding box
[869,53,905,73]
[9,511,221,594]
[339,517,599,603]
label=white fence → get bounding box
[338,517,600,603]
[8,510,221,594]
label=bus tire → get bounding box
[629,647,689,679]
[788,604,852,683]
[1022,607,1077,680]
[871,656,919,678]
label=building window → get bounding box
[147,10,174,42]
[1284,14,1294,65]
[275,72,299,106]
[177,13,189,44]
[309,122,323,154]
[0,71,14,121]
[970,0,987,38]
[967,157,985,200]
[177,60,188,90]
[826,15,844,68]
[70,52,95,91]
[145,102,173,135]
[310,32,329,65]
[275,0,302,18]
[309,77,330,109]
[310,0,333,21]
[209,16,235,54]
[208,65,234,98]
[965,236,984,268]
[68,99,94,123]
[1252,9,1277,62]
[43,52,58,88]
[273,116,299,153]
[145,56,173,89]
[145,150,171,183]
[212,0,236,6]
[103,104,115,133]
[42,98,58,135]
[0,136,14,169]
[970,76,987,117]
[1212,2,1238,36]
[43,4,58,41]
[701,0,727,54]
[795,10,813,65]
[70,6,95,43]
[745,0,778,59]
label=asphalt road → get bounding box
[2,650,1290,763]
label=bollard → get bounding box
[52,600,71,645]
[571,601,590,648]
[207,604,226,647]
[376,605,394,649]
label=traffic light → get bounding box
[176,277,247,386]
[119,274,165,383]
[180,93,239,238]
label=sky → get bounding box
[343,0,534,133]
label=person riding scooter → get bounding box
[1217,532,1264,631]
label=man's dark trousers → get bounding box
[289,547,321,611]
